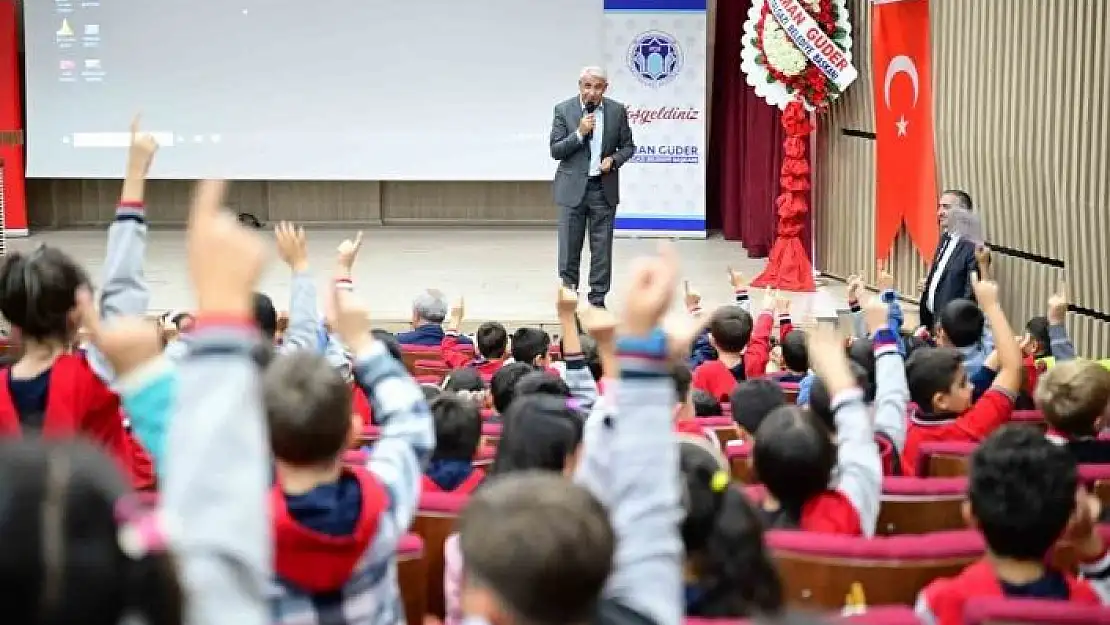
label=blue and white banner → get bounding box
[605,0,707,239]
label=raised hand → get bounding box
[727,266,746,291]
[1047,282,1069,325]
[556,286,579,320]
[683,280,702,313]
[127,114,159,175]
[332,287,373,355]
[847,273,864,303]
[275,221,309,273]
[76,287,162,377]
[623,243,680,336]
[579,305,618,345]
[876,265,895,292]
[336,231,363,273]
[806,324,857,395]
[970,271,1000,309]
[863,296,888,336]
[187,180,267,317]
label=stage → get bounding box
[9,227,857,331]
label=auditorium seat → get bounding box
[413,359,451,380]
[684,607,921,625]
[781,382,801,405]
[397,533,427,625]
[876,477,967,535]
[766,529,984,609]
[725,441,755,484]
[480,422,502,446]
[1011,410,1046,429]
[413,492,469,618]
[415,375,441,385]
[964,597,1110,625]
[696,416,744,451]
[918,441,976,477]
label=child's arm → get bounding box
[728,267,751,312]
[743,289,776,378]
[163,180,270,625]
[846,273,867,339]
[337,288,434,535]
[86,117,157,383]
[273,222,324,353]
[440,296,473,369]
[575,245,684,625]
[809,324,883,536]
[868,299,910,454]
[956,276,1019,439]
[776,296,794,341]
[557,288,599,411]
[1047,284,1078,361]
[579,305,618,384]
[877,269,905,335]
[1062,491,1110,603]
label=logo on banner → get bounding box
[631,144,699,164]
[627,31,682,87]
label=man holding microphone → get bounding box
[549,66,636,309]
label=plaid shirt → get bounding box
[268,340,434,625]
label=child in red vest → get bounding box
[916,426,1110,624]
[902,275,1023,475]
[423,394,485,494]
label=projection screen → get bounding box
[24,0,604,180]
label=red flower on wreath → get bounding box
[752,0,844,109]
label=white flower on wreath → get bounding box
[762,18,807,77]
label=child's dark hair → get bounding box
[489,394,584,476]
[514,370,570,399]
[846,338,876,391]
[511,327,550,365]
[969,425,1078,560]
[476,321,508,360]
[730,379,786,436]
[263,351,353,465]
[679,438,784,618]
[0,247,90,342]
[430,394,482,462]
[490,362,538,414]
[752,406,835,528]
[808,361,874,430]
[781,330,809,373]
[939,299,985,348]
[672,363,693,403]
[371,329,403,362]
[906,347,964,413]
[693,390,723,417]
[0,439,182,625]
[572,334,604,381]
[1026,316,1052,358]
[709,306,754,353]
[252,292,278,340]
[443,367,486,393]
[458,472,613,625]
[421,384,442,402]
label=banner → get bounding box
[605,0,707,239]
[767,0,858,91]
[0,0,27,236]
[872,0,938,258]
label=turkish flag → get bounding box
[872,0,938,259]
[0,0,27,233]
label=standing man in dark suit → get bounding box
[918,189,980,330]
[550,66,636,308]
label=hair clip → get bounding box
[710,471,729,493]
[115,493,171,560]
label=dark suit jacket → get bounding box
[918,234,978,330]
[549,96,636,208]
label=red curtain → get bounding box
[707,0,811,259]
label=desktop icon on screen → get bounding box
[59,59,75,70]
[85,59,101,70]
[57,19,75,37]
[85,24,100,36]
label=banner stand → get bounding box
[604,0,707,239]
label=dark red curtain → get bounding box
[708,0,811,259]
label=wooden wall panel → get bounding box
[815,0,1110,356]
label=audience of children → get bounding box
[5,124,1110,625]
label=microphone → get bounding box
[583,101,598,139]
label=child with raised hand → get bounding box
[440,296,508,376]
[691,280,776,402]
[455,243,687,625]
[903,273,1022,475]
[0,114,156,488]
[753,321,883,536]
[84,178,274,625]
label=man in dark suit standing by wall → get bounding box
[919,189,980,330]
[549,66,636,308]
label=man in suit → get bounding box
[549,66,636,308]
[919,189,980,330]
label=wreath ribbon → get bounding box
[767,0,858,90]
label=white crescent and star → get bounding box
[883,54,919,137]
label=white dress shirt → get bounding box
[575,99,604,177]
[927,234,960,312]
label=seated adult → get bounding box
[396,289,471,347]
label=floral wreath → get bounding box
[740,0,854,110]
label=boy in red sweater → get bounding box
[916,426,1110,624]
[691,284,776,402]
[902,274,1022,476]
[442,297,508,377]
